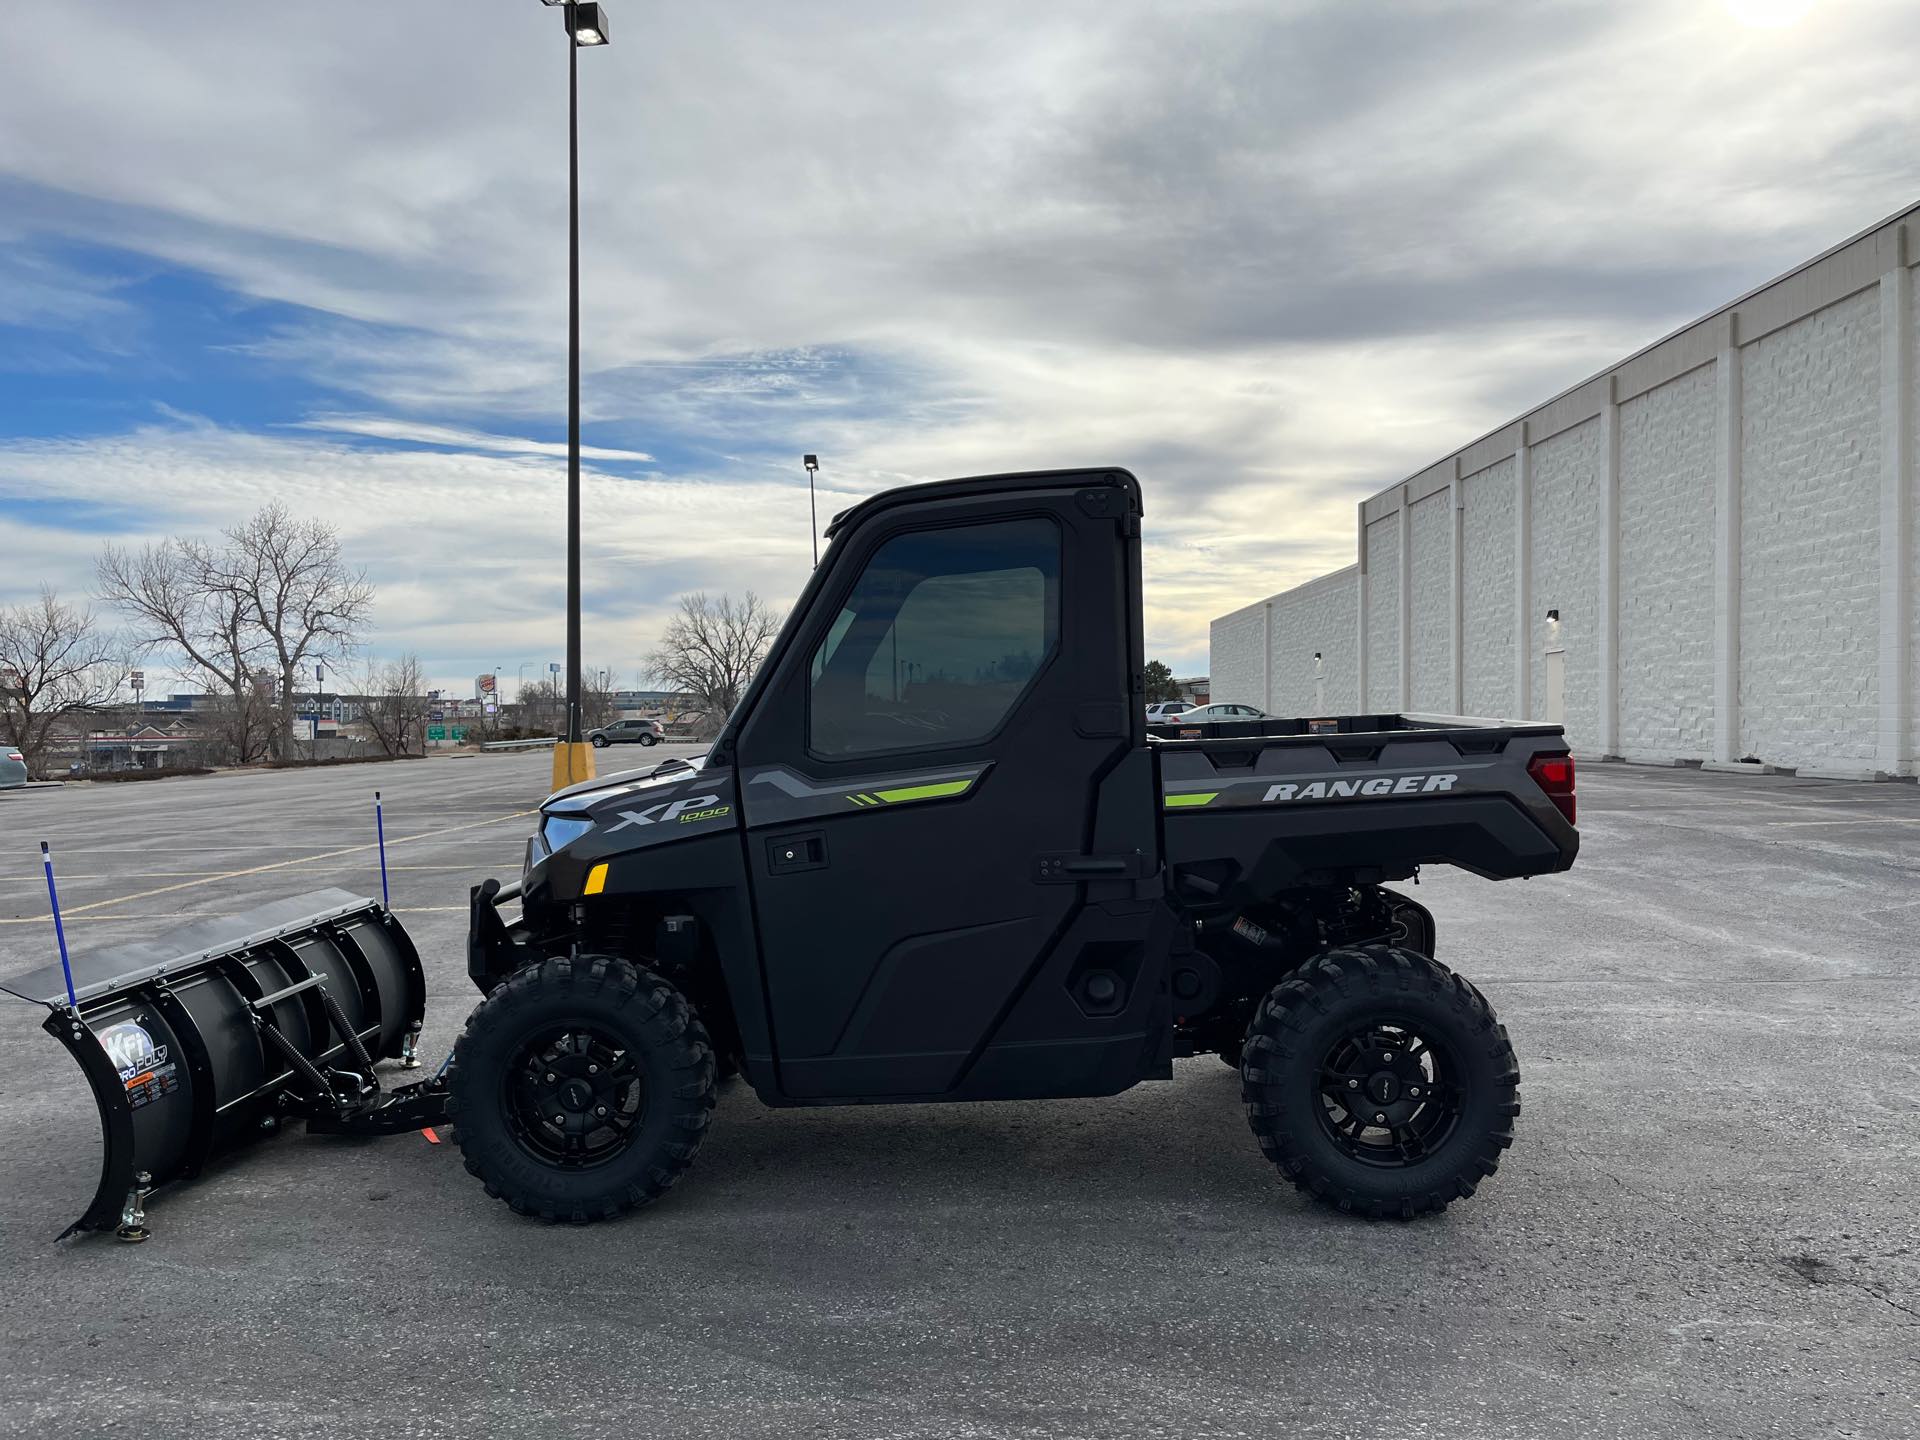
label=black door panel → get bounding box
[735,478,1160,1101]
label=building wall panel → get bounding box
[1617,364,1718,759]
[1365,519,1401,710]
[1268,568,1358,716]
[1738,288,1882,767]
[1530,419,1602,749]
[1407,493,1452,712]
[1461,457,1516,717]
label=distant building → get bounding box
[68,723,213,773]
[140,692,227,714]
[611,688,696,714]
[1211,200,1920,778]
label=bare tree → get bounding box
[98,506,373,763]
[515,669,618,736]
[97,539,275,762]
[0,589,122,776]
[646,592,779,738]
[210,504,374,758]
[357,653,429,758]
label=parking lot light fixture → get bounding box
[539,0,613,791]
[803,454,820,565]
[569,5,610,45]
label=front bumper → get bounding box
[468,878,539,995]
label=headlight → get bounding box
[542,814,595,851]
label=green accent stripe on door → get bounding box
[1163,791,1219,808]
[872,778,974,804]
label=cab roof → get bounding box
[823,467,1141,541]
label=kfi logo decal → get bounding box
[605,794,725,831]
[97,1020,167,1084]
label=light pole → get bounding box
[541,0,611,790]
[802,454,820,565]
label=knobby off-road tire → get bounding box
[1241,945,1519,1219]
[449,956,717,1223]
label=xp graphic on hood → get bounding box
[540,755,737,853]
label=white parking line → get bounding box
[0,807,535,924]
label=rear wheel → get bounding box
[449,956,716,1222]
[1241,946,1518,1218]
[639,733,658,746]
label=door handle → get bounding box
[1032,851,1148,883]
[767,833,828,874]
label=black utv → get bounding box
[457,468,1578,1223]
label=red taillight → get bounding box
[1527,752,1576,825]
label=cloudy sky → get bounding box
[1,0,1914,696]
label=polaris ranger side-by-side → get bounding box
[454,467,1576,1221]
[9,468,1576,1238]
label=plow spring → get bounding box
[2,888,446,1241]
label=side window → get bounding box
[809,517,1060,758]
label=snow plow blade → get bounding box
[0,889,434,1241]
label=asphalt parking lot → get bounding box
[0,755,1915,1439]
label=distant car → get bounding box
[1144,702,1189,723]
[587,717,663,749]
[1,750,26,789]
[1168,703,1267,723]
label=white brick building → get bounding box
[1209,203,1919,780]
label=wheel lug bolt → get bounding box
[1409,1086,1421,1097]
[595,1106,607,1116]
[545,1072,556,1082]
[553,1114,565,1125]
[1374,1113,1388,1124]
[1346,1079,1359,1090]
[588,1064,598,1074]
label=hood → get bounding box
[544,752,710,811]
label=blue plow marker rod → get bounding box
[374,790,390,910]
[40,841,77,1009]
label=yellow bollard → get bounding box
[550,740,597,792]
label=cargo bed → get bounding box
[1149,712,1579,898]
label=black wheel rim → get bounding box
[1313,1020,1462,1168]
[501,1022,647,1170]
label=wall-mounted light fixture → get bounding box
[1546,608,1560,623]
[1313,652,1322,661]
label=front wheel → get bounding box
[448,956,717,1222]
[1242,946,1518,1218]
[590,735,608,748]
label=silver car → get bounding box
[587,717,664,749]
[1,748,26,789]
[1170,703,1268,723]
